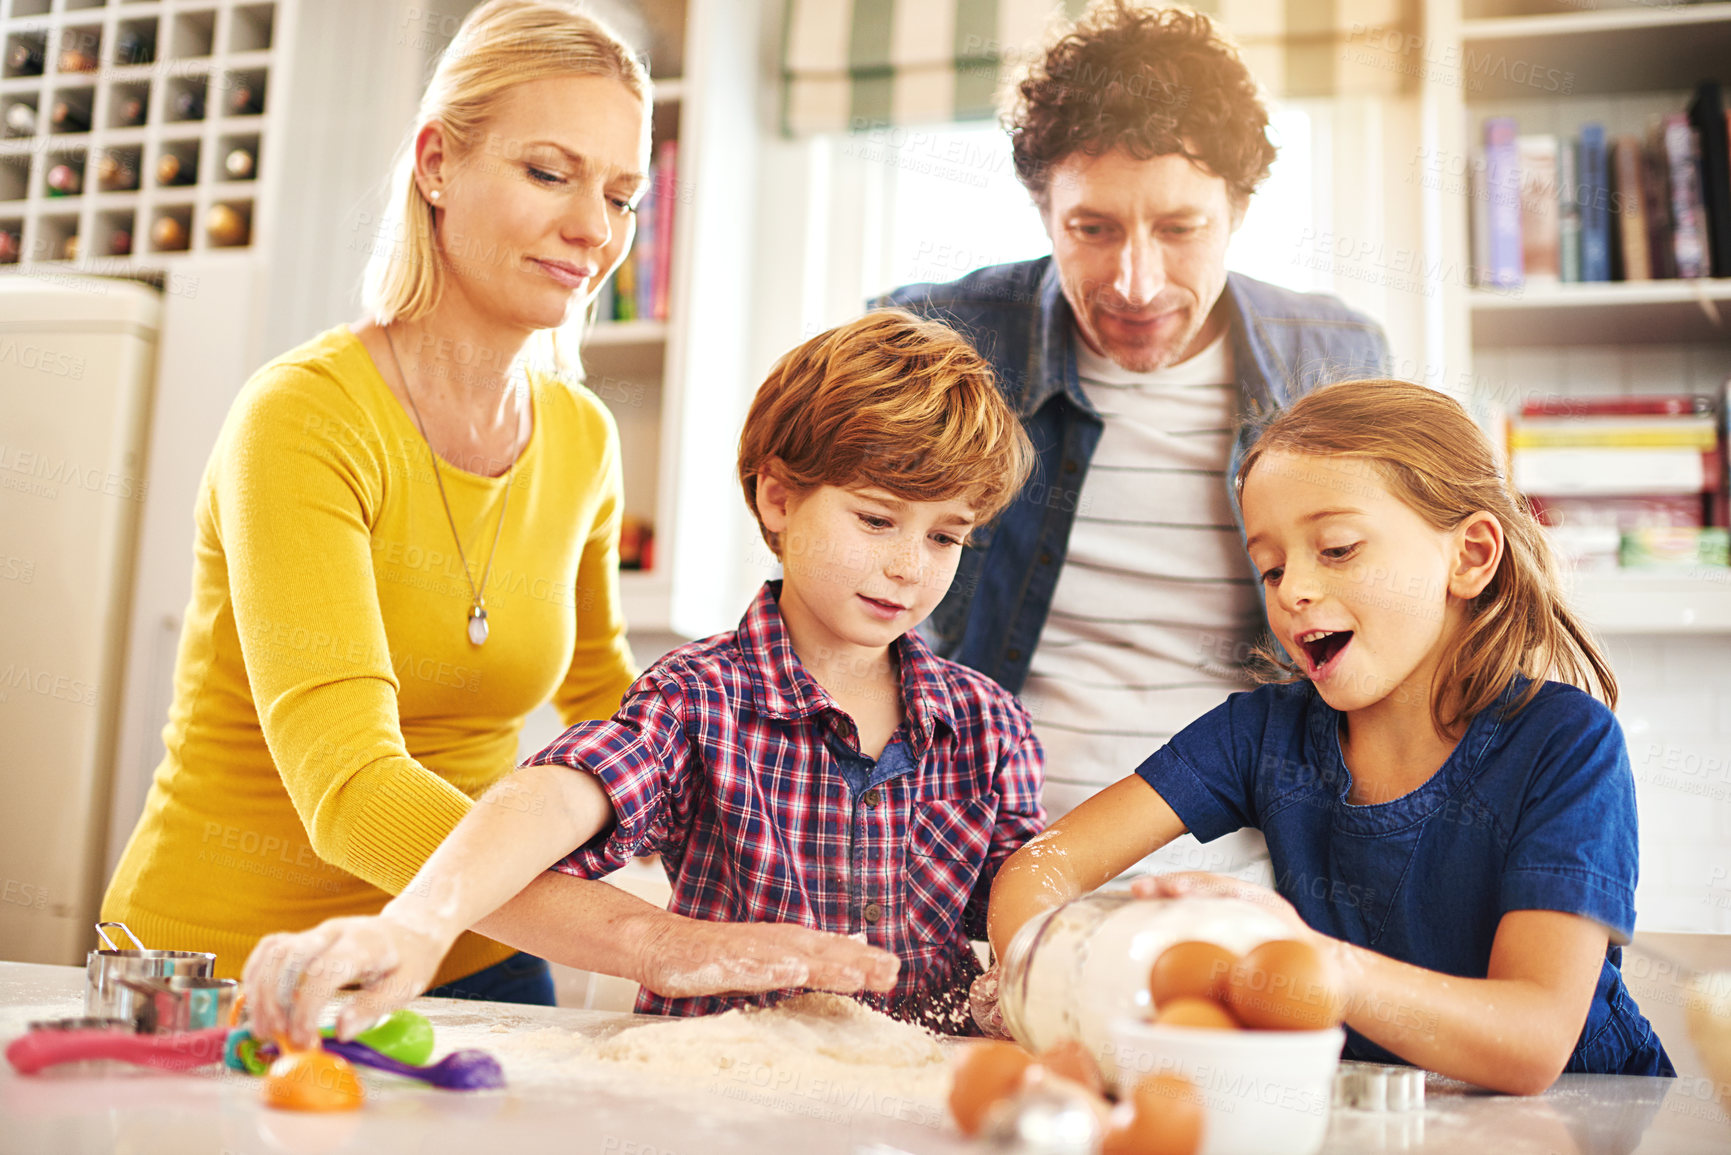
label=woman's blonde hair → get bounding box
[363,0,649,324]
[1237,379,1617,732]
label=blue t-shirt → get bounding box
[1135,678,1672,1076]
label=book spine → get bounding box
[1512,447,1709,495]
[1559,138,1581,283]
[1521,394,1710,418]
[1508,419,1718,450]
[633,165,657,320]
[614,242,637,321]
[1580,124,1612,282]
[1485,118,1524,288]
[1664,114,1712,279]
[592,274,615,326]
[653,140,677,321]
[1517,135,1561,284]
[1643,124,1676,279]
[1687,81,1731,277]
[1470,157,1492,287]
[1612,135,1651,281]
[1533,494,1706,530]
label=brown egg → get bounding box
[1149,940,1240,1008]
[948,1039,1036,1137]
[1101,1073,1205,1155]
[1225,939,1345,1030]
[1035,1037,1107,1096]
[1152,996,1239,1030]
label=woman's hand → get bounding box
[243,913,456,1048]
[1131,871,1319,945]
[632,916,901,998]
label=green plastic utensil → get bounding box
[323,1009,435,1066]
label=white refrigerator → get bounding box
[0,275,160,964]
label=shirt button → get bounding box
[1038,551,1053,565]
[863,902,883,924]
[1007,648,1022,662]
[863,787,882,807]
[1062,459,1079,474]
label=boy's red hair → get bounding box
[738,310,1034,555]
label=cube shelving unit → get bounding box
[0,0,277,268]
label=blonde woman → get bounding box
[104,0,887,1008]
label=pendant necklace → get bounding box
[382,326,519,647]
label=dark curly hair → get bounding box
[1005,2,1277,210]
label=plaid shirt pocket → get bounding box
[903,796,996,944]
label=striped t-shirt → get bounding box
[1021,331,1270,877]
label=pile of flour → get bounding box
[596,992,944,1073]
[468,993,953,1123]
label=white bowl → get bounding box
[1105,1017,1345,1155]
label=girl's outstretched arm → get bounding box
[987,774,1189,960]
[1142,873,1606,1095]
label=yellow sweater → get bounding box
[103,326,636,984]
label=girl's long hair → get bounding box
[1237,379,1616,733]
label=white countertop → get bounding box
[2,961,1728,1154]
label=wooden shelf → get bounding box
[1464,2,1731,40]
[584,318,668,347]
[1570,570,1731,634]
[618,570,671,633]
[1460,2,1731,99]
[1469,279,1731,346]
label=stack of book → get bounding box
[1472,82,1729,287]
[592,139,679,324]
[1511,392,1729,571]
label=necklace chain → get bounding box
[381,325,519,645]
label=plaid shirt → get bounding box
[528,581,1045,1031]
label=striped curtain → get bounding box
[782,0,1418,135]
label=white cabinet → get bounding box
[0,276,158,963]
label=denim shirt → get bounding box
[876,258,1391,693]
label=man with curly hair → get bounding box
[879,2,1391,868]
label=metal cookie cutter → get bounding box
[116,975,239,1034]
[1334,1061,1426,1111]
[85,921,217,1024]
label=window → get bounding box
[857,106,1320,304]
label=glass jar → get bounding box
[997,889,1291,1056]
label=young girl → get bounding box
[987,379,1672,1093]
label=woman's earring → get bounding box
[428,188,442,202]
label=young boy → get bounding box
[243,310,1044,1037]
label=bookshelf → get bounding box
[572,0,763,638]
[1428,0,1731,635]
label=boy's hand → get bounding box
[1131,871,1317,945]
[243,913,455,1048]
[635,917,901,997]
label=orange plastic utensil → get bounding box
[261,1038,364,1112]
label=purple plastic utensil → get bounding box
[320,1039,505,1091]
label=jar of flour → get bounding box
[996,890,1291,1058]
